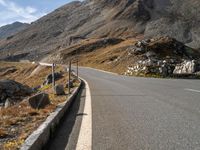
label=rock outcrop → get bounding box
[125,37,200,76]
[28,93,50,109]
[0,79,32,104]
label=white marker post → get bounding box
[52,63,56,93]
[68,60,71,95]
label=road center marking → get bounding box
[184,88,200,93]
[76,79,92,150]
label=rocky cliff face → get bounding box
[144,0,200,48]
[0,0,199,60]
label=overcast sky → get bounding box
[0,0,74,27]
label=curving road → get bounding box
[46,67,200,150]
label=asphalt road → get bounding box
[47,67,200,150]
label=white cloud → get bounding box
[0,0,45,27]
[26,6,37,14]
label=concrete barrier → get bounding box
[20,80,83,150]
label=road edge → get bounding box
[20,80,83,150]
[75,78,92,150]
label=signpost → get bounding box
[68,60,71,95]
[77,59,79,80]
[38,61,78,95]
[52,63,56,93]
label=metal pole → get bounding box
[77,58,79,80]
[76,49,78,80]
[68,60,71,95]
[52,63,55,93]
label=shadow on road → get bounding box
[44,82,86,150]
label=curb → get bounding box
[20,80,83,150]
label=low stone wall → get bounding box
[20,80,83,150]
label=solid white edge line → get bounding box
[184,88,200,93]
[75,78,92,150]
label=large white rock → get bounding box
[173,60,196,74]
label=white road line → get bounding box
[185,88,200,93]
[75,79,92,150]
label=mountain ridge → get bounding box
[0,22,29,40]
[0,0,199,60]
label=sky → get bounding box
[0,0,74,27]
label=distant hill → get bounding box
[0,22,29,39]
[0,0,199,60]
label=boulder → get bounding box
[66,80,74,88]
[173,60,197,74]
[159,65,168,76]
[28,93,50,109]
[0,80,32,103]
[55,84,65,95]
[43,72,62,85]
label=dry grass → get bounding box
[0,61,37,82]
[0,61,80,150]
[77,38,137,74]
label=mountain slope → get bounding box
[46,36,200,78]
[0,22,29,39]
[0,0,199,60]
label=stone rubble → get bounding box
[125,37,200,77]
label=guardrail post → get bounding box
[68,60,71,95]
[52,63,56,93]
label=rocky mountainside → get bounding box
[0,22,29,39]
[0,0,199,60]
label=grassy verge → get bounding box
[0,61,80,150]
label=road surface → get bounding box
[46,67,200,150]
